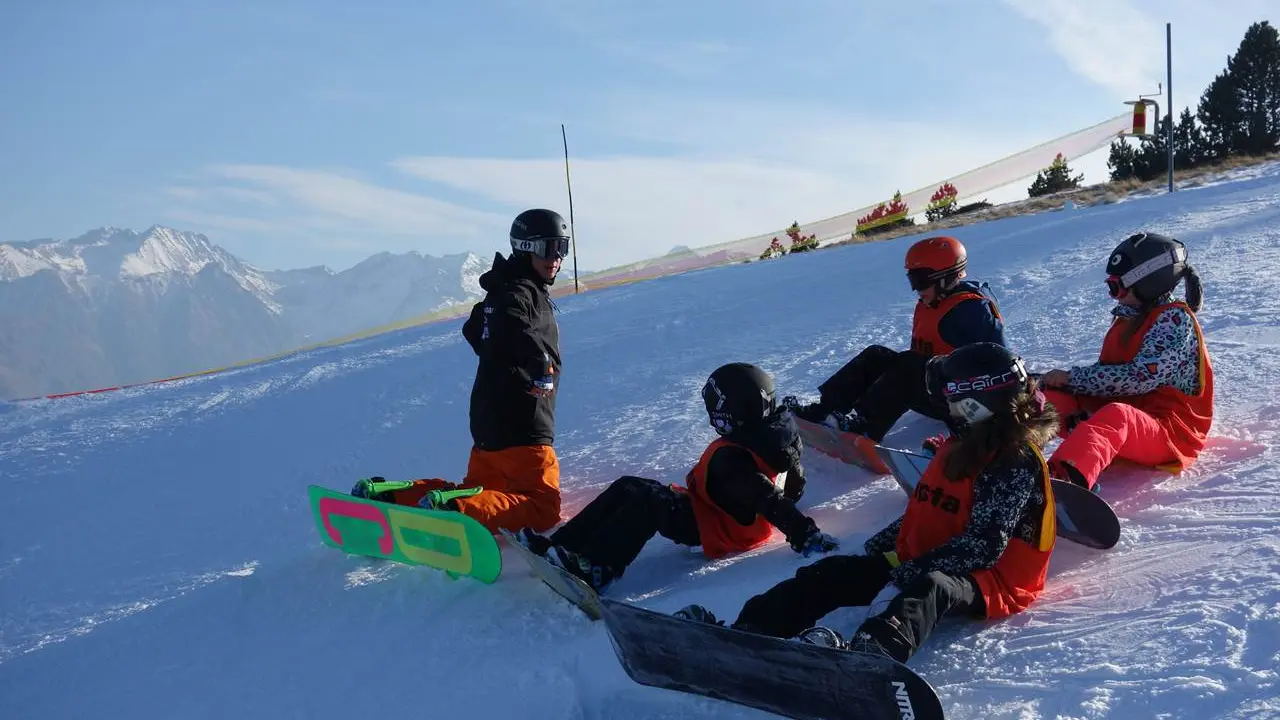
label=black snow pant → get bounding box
[816,345,950,441]
[549,476,700,576]
[730,554,984,663]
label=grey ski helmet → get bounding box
[702,363,776,435]
[510,209,571,260]
[1105,232,1193,305]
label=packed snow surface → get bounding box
[3,163,1280,719]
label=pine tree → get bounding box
[1229,21,1280,154]
[1174,107,1208,169]
[1107,139,1139,181]
[1136,115,1172,180]
[1028,153,1084,197]
[1198,68,1242,160]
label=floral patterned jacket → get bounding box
[1066,297,1201,397]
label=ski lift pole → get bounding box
[1166,22,1174,193]
[561,124,579,294]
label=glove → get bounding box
[924,355,947,404]
[792,527,840,557]
[920,433,951,456]
[1064,410,1091,431]
[884,553,920,588]
[782,469,806,502]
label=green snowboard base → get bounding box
[308,484,502,583]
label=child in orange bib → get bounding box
[1039,232,1212,490]
[512,363,839,592]
[786,236,1005,448]
[674,343,1061,663]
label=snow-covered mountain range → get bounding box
[0,226,486,398]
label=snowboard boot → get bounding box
[849,616,913,663]
[546,544,618,592]
[417,485,484,511]
[351,477,414,502]
[673,604,724,626]
[782,395,838,425]
[833,410,874,436]
[1050,459,1098,493]
[796,626,847,649]
[827,411,891,474]
[512,527,553,557]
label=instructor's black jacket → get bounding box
[461,252,561,451]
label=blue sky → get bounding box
[1,0,1274,272]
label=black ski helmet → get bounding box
[937,342,1028,425]
[1105,232,1191,305]
[702,363,776,435]
[510,208,571,260]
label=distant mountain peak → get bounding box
[0,225,281,310]
[0,224,491,397]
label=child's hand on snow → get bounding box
[1040,369,1070,388]
[794,528,840,557]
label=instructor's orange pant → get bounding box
[388,445,561,534]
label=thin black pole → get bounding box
[561,123,579,293]
[1166,22,1174,193]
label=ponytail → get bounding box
[1183,264,1203,312]
[1124,263,1202,342]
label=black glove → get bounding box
[924,354,948,404]
[1065,410,1091,431]
[783,467,806,502]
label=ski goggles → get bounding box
[1105,275,1128,298]
[906,263,963,292]
[512,235,571,260]
[907,268,936,291]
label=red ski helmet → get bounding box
[905,236,967,291]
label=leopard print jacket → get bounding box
[1065,300,1201,397]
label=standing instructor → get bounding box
[351,208,569,534]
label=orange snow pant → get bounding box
[1043,389,1181,490]
[387,445,561,534]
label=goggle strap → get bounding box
[1118,246,1184,288]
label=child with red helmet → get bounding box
[786,236,1006,456]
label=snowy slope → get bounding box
[2,164,1280,719]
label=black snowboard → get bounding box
[599,598,945,720]
[874,445,1122,550]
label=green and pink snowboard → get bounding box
[307,484,502,583]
